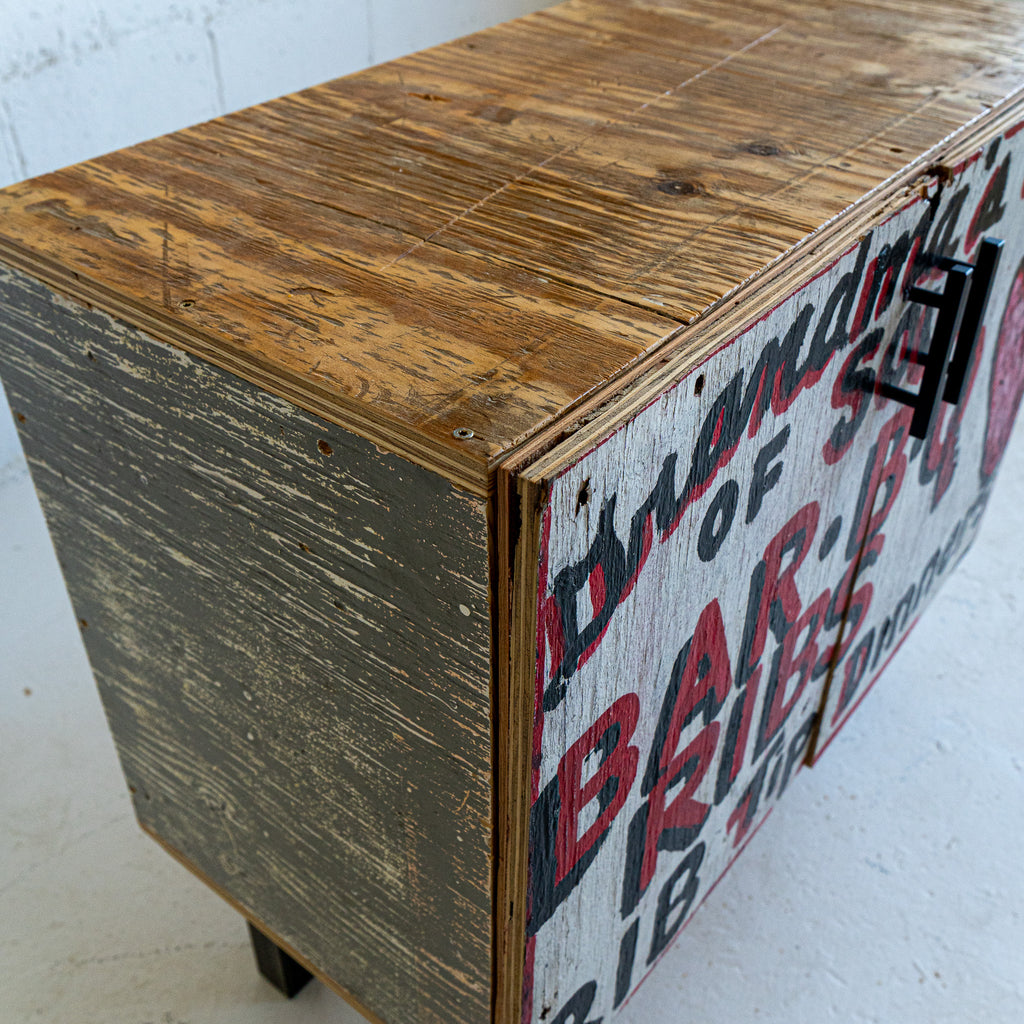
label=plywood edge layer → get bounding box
[503,89,1024,488]
[139,822,389,1024]
[493,471,547,1024]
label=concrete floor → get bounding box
[1,401,1022,1024]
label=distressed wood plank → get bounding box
[2,0,1024,490]
[513,215,902,1023]
[0,154,674,495]
[0,264,493,1024]
[494,97,1024,1022]
[435,5,1024,315]
[516,94,1024,485]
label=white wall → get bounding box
[0,0,549,466]
[0,0,549,186]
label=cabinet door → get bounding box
[813,120,1024,757]
[519,179,947,1022]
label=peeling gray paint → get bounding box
[0,262,494,1024]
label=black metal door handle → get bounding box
[877,236,1004,439]
[943,237,1004,404]
[877,262,972,439]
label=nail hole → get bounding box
[575,478,592,514]
[318,439,333,456]
[179,299,195,309]
[86,350,96,361]
[453,427,475,439]
[694,374,706,396]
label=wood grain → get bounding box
[493,95,1024,1023]
[517,95,1024,485]
[0,263,493,1024]
[2,0,1024,491]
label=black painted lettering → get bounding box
[647,842,705,964]
[746,425,790,524]
[550,980,603,1024]
[698,479,739,561]
[613,920,640,1008]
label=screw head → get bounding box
[452,427,475,440]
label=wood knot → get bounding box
[924,162,956,186]
[474,105,517,124]
[744,141,781,157]
[655,178,703,196]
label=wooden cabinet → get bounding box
[1,3,1023,1023]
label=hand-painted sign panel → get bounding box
[525,122,1024,1024]
[815,128,1024,753]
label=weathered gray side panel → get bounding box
[0,263,492,1024]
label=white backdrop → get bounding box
[0,0,549,185]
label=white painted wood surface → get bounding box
[524,119,1024,1024]
[817,126,1024,753]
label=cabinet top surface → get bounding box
[2,0,1024,492]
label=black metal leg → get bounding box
[247,922,314,998]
